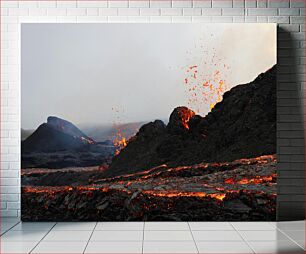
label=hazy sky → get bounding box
[22,23,276,130]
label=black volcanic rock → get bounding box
[22,123,86,153]
[167,107,195,134]
[47,116,94,144]
[105,65,276,178]
[21,117,116,168]
[22,116,96,154]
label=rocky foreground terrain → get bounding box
[106,66,276,178]
[22,154,276,221]
[21,66,277,221]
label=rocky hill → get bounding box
[105,65,276,177]
[22,117,94,153]
[21,117,115,168]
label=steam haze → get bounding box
[22,23,276,130]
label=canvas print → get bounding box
[21,24,277,221]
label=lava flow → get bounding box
[21,154,276,221]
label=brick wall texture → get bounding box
[0,0,305,220]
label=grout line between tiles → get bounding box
[29,222,57,254]
[142,222,145,254]
[0,220,20,236]
[83,222,97,254]
[187,222,200,254]
[268,222,277,229]
[276,227,306,251]
[229,222,256,254]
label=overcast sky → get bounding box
[22,23,276,130]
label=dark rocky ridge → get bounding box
[105,65,276,178]
[47,116,94,143]
[22,116,94,153]
[21,117,115,168]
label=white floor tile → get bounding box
[282,230,305,249]
[231,222,276,230]
[42,230,92,242]
[52,222,96,231]
[95,222,143,231]
[144,230,193,241]
[90,230,143,241]
[143,241,198,253]
[12,222,55,231]
[1,230,47,242]
[32,241,87,253]
[249,240,305,253]
[189,222,234,231]
[1,241,37,253]
[1,222,20,234]
[1,218,21,223]
[85,241,142,253]
[275,221,305,231]
[192,230,243,241]
[239,230,291,241]
[197,241,253,253]
[145,222,190,230]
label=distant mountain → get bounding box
[21,117,116,168]
[22,116,95,153]
[47,116,95,144]
[105,65,276,177]
[80,122,146,142]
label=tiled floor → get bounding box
[0,218,304,253]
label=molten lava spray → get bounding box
[183,48,231,115]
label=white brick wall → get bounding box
[1,0,305,219]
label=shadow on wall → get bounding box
[277,27,305,221]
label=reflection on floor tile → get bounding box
[12,222,55,231]
[95,222,143,231]
[32,241,87,253]
[1,230,48,242]
[145,222,190,231]
[276,221,305,231]
[282,230,305,249]
[52,222,96,231]
[0,241,37,253]
[143,241,198,253]
[1,221,21,235]
[90,230,143,241]
[85,241,142,253]
[231,222,276,230]
[248,240,305,253]
[197,241,253,253]
[0,219,305,254]
[239,230,291,241]
[192,230,243,241]
[189,222,234,231]
[144,230,193,241]
[42,230,92,242]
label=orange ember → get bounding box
[183,51,231,114]
[113,131,127,155]
[111,106,129,156]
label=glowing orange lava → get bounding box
[142,190,226,201]
[178,107,195,129]
[183,49,231,114]
[111,106,129,155]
